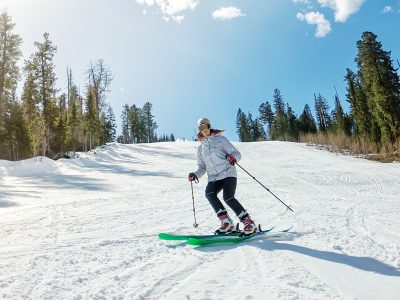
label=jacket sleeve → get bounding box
[222,136,242,162]
[194,146,207,179]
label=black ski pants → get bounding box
[205,177,247,219]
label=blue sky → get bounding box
[1,0,399,141]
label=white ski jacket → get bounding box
[194,133,241,182]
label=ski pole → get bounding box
[236,162,294,212]
[190,181,199,228]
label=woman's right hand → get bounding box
[188,173,198,182]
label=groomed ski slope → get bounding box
[0,141,399,299]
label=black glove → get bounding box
[188,172,198,182]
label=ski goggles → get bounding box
[198,122,210,131]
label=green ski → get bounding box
[187,228,292,246]
[158,232,240,241]
[159,227,276,241]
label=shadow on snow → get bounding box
[0,199,17,208]
[195,240,400,277]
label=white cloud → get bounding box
[135,0,154,5]
[382,6,393,13]
[293,0,313,9]
[158,0,198,16]
[135,0,198,23]
[172,15,185,24]
[212,6,245,20]
[292,0,312,5]
[296,12,305,21]
[318,0,366,22]
[297,11,332,37]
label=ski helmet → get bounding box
[197,117,211,131]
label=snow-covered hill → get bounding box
[0,141,399,299]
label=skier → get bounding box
[188,117,257,235]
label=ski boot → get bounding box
[215,213,236,235]
[241,215,257,236]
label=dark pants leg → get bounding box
[205,180,225,216]
[205,177,248,219]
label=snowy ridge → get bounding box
[0,156,60,177]
[0,141,399,299]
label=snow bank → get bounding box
[0,156,60,177]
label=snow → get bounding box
[0,141,399,299]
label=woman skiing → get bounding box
[188,117,257,235]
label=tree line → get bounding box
[236,31,400,155]
[118,102,175,143]
[0,11,170,161]
[236,89,347,142]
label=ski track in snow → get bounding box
[0,141,400,299]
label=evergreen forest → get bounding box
[0,11,168,161]
[236,31,400,161]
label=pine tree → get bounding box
[298,104,317,134]
[287,103,298,141]
[345,68,371,137]
[68,84,83,153]
[355,31,400,144]
[54,93,69,154]
[272,89,285,115]
[270,112,289,141]
[21,61,46,157]
[0,11,23,159]
[258,101,274,139]
[251,118,266,141]
[331,91,352,136]
[120,104,131,143]
[103,105,116,143]
[34,33,58,126]
[4,96,31,160]
[0,11,22,116]
[142,102,157,143]
[28,32,59,156]
[236,109,250,142]
[128,104,142,143]
[270,89,290,140]
[314,93,331,132]
[85,88,100,150]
